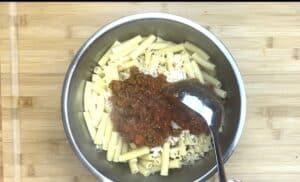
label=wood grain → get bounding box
[1,2,300,182]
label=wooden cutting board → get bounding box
[1,2,300,182]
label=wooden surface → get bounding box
[1,2,300,182]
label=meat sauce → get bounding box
[109,66,209,147]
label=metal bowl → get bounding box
[61,13,246,182]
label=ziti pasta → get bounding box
[83,35,226,177]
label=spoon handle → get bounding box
[210,129,227,182]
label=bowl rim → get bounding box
[61,12,246,182]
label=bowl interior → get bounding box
[63,17,243,182]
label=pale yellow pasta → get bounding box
[169,159,181,169]
[214,88,227,99]
[121,142,128,154]
[161,44,185,54]
[98,41,121,66]
[112,35,143,54]
[92,82,106,95]
[83,111,97,128]
[149,54,161,69]
[93,66,102,75]
[103,117,113,151]
[92,74,101,82]
[149,42,171,50]
[139,159,154,169]
[107,132,119,161]
[202,71,221,88]
[129,143,137,149]
[153,155,162,166]
[118,59,137,71]
[150,166,161,174]
[84,81,94,112]
[183,60,195,78]
[129,159,139,174]
[119,146,150,162]
[179,138,187,156]
[166,52,174,71]
[138,164,151,177]
[192,53,215,72]
[93,113,109,145]
[130,35,156,59]
[145,50,152,66]
[160,142,170,176]
[184,41,210,61]
[104,65,119,84]
[140,154,155,161]
[82,112,96,140]
[113,137,123,162]
[191,61,205,83]
[93,94,105,125]
[170,147,180,159]
[110,43,139,60]
[120,142,129,163]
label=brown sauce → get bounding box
[109,66,209,147]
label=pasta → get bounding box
[119,146,150,162]
[82,34,227,177]
[107,132,119,161]
[160,142,170,176]
[129,159,139,174]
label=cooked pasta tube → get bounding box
[82,112,96,140]
[161,44,185,54]
[192,53,215,72]
[170,147,180,159]
[140,154,155,161]
[184,41,210,61]
[119,146,150,162]
[145,50,152,66]
[129,159,139,174]
[160,142,170,176]
[202,71,221,88]
[138,164,151,177]
[178,138,187,156]
[150,42,171,50]
[83,81,94,112]
[113,137,123,162]
[166,52,174,71]
[118,59,137,71]
[110,43,139,60]
[93,94,105,125]
[130,35,156,59]
[93,113,109,145]
[183,60,195,78]
[98,41,120,66]
[91,74,101,82]
[153,155,162,166]
[150,166,161,174]
[112,35,143,54]
[139,159,154,169]
[102,117,113,150]
[214,87,227,99]
[121,143,128,154]
[93,66,102,75]
[191,61,204,83]
[92,81,106,95]
[83,111,97,128]
[107,132,119,161]
[169,159,181,169]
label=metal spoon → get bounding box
[165,79,227,182]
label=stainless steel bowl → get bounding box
[61,13,246,182]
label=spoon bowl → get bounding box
[166,79,228,181]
